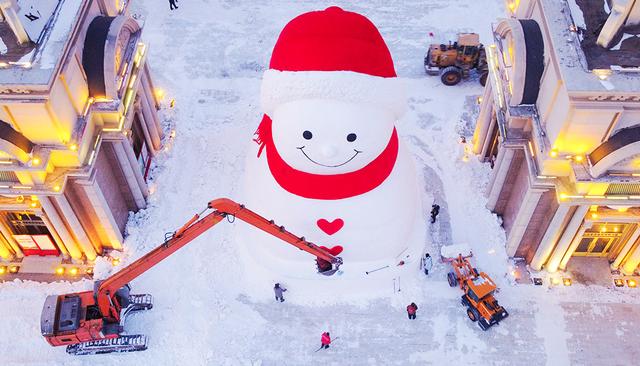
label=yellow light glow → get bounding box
[8,265,19,274]
[0,160,13,165]
[615,278,625,287]
[170,99,176,108]
[69,267,79,276]
[559,193,568,201]
[628,279,637,288]
[593,69,612,80]
[53,185,61,192]
[591,213,599,219]
[617,206,630,212]
[86,267,94,275]
[613,227,620,232]
[154,88,165,101]
[601,226,607,233]
[574,155,584,162]
[30,201,38,208]
[563,278,572,286]
[31,157,41,166]
[549,149,558,158]
[0,266,6,274]
[462,155,469,162]
[552,277,561,285]
[69,143,78,151]
[15,195,24,203]
[55,267,65,275]
[111,258,121,266]
[508,2,516,11]
[477,96,483,104]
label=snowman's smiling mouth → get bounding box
[297,146,362,168]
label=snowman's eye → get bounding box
[346,133,357,142]
[303,130,313,140]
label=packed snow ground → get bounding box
[2,1,640,365]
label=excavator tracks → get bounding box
[66,335,148,355]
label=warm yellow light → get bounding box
[613,227,620,232]
[591,213,599,219]
[551,277,561,285]
[600,226,607,233]
[86,267,94,275]
[593,69,612,80]
[477,96,483,104]
[559,193,568,201]
[154,88,165,101]
[563,278,572,286]
[16,195,24,203]
[55,267,65,275]
[111,258,121,266]
[574,155,584,162]
[170,99,176,108]
[550,149,558,158]
[0,160,13,165]
[617,206,630,212]
[0,266,6,274]
[462,155,469,162]
[69,143,78,151]
[30,201,38,208]
[31,157,41,166]
[508,2,516,11]
[628,279,637,288]
[69,267,79,276]
[53,185,61,192]
[615,278,625,287]
[8,265,19,274]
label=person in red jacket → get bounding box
[406,302,418,320]
[320,332,331,349]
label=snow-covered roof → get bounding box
[0,0,84,87]
[541,0,640,93]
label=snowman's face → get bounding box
[271,99,396,174]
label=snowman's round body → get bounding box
[238,98,423,292]
[235,7,425,298]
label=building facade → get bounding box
[0,0,162,279]
[473,0,640,275]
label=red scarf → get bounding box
[253,115,398,200]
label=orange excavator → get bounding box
[445,254,508,331]
[41,198,342,355]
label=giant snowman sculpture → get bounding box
[240,7,423,294]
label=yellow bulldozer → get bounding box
[424,33,489,86]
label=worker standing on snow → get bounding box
[422,253,433,276]
[274,283,287,302]
[320,332,331,349]
[430,204,440,223]
[406,303,418,320]
[169,0,178,10]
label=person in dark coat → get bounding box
[320,332,331,349]
[430,204,440,223]
[422,253,433,276]
[274,283,286,302]
[169,0,178,10]
[406,302,418,320]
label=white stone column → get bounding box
[113,141,147,209]
[52,194,98,260]
[0,217,23,258]
[0,1,29,44]
[544,205,589,272]
[0,233,14,260]
[486,147,515,211]
[505,189,544,257]
[622,241,640,275]
[77,180,124,250]
[39,196,83,260]
[611,224,640,270]
[530,204,572,271]
[122,137,150,199]
[558,222,592,270]
[473,85,494,155]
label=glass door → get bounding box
[574,223,625,257]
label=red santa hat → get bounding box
[260,6,406,120]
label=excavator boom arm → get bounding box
[96,198,341,319]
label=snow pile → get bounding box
[16,0,60,43]
[566,0,587,30]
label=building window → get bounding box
[574,223,627,257]
[131,115,151,181]
[2,212,59,256]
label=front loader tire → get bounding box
[440,66,462,86]
[479,71,489,86]
[447,271,458,287]
[467,307,480,322]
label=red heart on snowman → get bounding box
[317,218,344,235]
[320,245,344,256]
